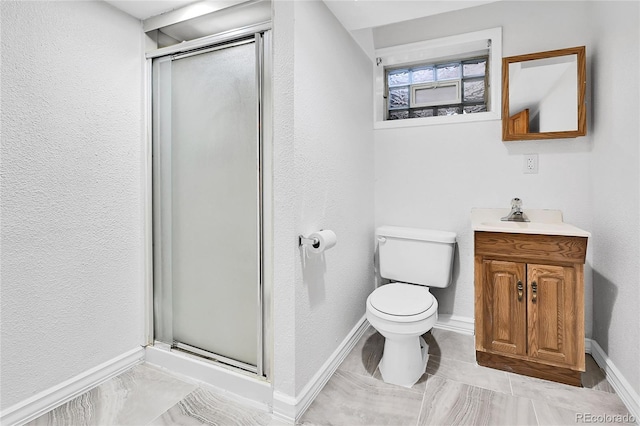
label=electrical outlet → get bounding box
[524,154,538,174]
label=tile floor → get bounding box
[26,363,276,426]
[28,328,634,425]
[300,328,633,425]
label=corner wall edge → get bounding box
[272,315,369,423]
[587,338,640,421]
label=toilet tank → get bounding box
[377,226,456,288]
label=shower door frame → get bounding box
[143,22,273,380]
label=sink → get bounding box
[471,208,591,237]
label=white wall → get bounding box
[372,0,639,396]
[374,1,593,331]
[272,0,298,398]
[272,0,374,398]
[537,62,579,133]
[0,1,144,409]
[292,0,374,395]
[588,1,640,397]
[4,0,634,415]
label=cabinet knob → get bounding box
[517,280,524,301]
[531,281,537,303]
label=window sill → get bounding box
[374,110,501,130]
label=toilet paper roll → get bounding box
[307,230,337,254]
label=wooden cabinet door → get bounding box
[527,264,578,366]
[482,260,527,356]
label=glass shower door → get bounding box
[152,37,261,371]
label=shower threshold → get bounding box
[172,341,258,374]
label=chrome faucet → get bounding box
[501,198,530,222]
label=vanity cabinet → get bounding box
[474,231,588,386]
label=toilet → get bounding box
[366,226,456,388]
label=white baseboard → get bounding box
[1,347,145,426]
[272,315,369,424]
[587,339,640,421]
[272,391,297,425]
[434,314,475,335]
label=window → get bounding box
[387,57,488,120]
[374,28,502,129]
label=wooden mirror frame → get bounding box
[502,46,586,141]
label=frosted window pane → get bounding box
[389,86,409,109]
[388,70,410,87]
[436,63,461,80]
[411,67,435,84]
[414,84,458,104]
[464,104,487,114]
[463,60,486,77]
[463,79,485,102]
[437,106,461,116]
[386,56,490,119]
[410,108,434,118]
[389,109,409,120]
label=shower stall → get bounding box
[148,8,272,381]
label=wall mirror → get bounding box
[502,46,586,141]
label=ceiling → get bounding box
[324,0,499,31]
[106,0,499,30]
[106,0,200,20]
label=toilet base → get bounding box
[379,336,428,388]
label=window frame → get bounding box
[374,27,502,129]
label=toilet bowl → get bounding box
[366,282,438,387]
[367,226,456,388]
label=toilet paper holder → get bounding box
[298,234,320,248]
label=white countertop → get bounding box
[471,208,591,238]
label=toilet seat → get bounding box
[368,283,436,323]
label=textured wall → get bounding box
[272,0,375,399]
[373,1,594,333]
[373,0,639,396]
[588,1,640,396]
[292,0,374,395]
[272,0,297,398]
[1,1,144,409]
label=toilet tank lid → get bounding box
[377,226,456,243]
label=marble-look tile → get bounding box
[582,354,617,393]
[532,399,587,426]
[337,327,384,378]
[300,369,424,426]
[27,363,197,426]
[25,329,628,426]
[417,375,537,426]
[268,416,295,426]
[533,398,636,426]
[426,354,512,395]
[509,372,631,416]
[149,387,272,425]
[423,328,476,363]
